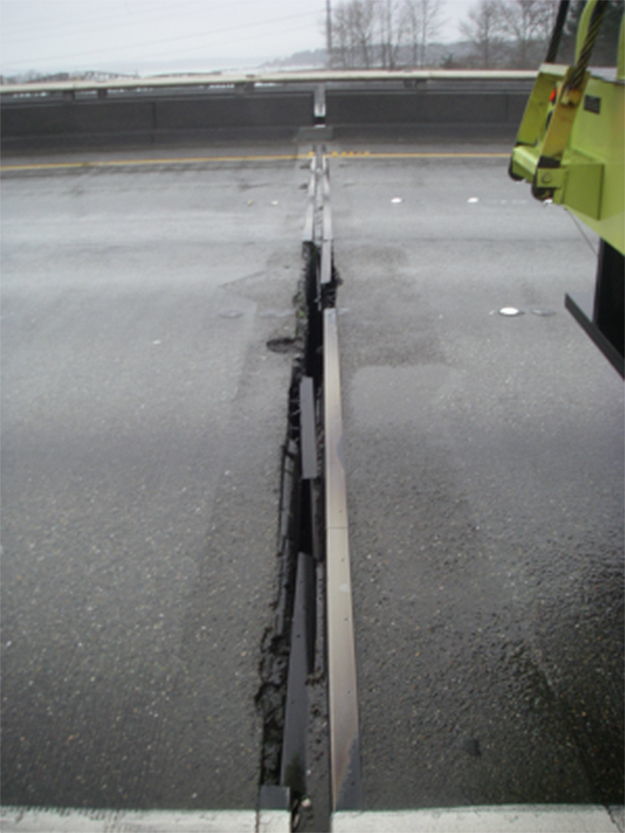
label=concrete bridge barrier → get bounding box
[0,71,534,149]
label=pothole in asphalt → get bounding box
[266,336,298,354]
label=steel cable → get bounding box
[568,0,609,90]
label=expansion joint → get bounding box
[256,146,361,832]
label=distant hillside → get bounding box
[263,49,327,70]
[264,41,480,71]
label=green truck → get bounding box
[510,0,624,375]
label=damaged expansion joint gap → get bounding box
[257,147,344,828]
[258,147,360,827]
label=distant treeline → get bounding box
[275,0,621,70]
[4,0,621,82]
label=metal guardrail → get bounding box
[0,69,537,99]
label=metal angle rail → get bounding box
[311,145,362,812]
[269,144,362,823]
[321,157,333,245]
[304,144,363,811]
[323,304,363,812]
[302,155,318,244]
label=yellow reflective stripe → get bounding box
[1,150,508,173]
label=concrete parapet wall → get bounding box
[0,91,315,148]
[326,90,527,125]
[154,94,313,129]
[2,100,155,139]
[0,86,528,148]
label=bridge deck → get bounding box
[1,138,622,827]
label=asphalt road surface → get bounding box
[1,146,305,809]
[1,140,623,816]
[329,141,624,809]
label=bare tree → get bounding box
[497,0,558,67]
[332,0,377,68]
[331,0,446,69]
[352,0,377,67]
[459,0,505,68]
[377,0,406,68]
[403,0,446,67]
[331,5,348,67]
[333,4,357,67]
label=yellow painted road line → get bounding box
[326,151,509,158]
[0,150,508,173]
[0,153,303,172]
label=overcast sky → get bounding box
[1,0,477,76]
